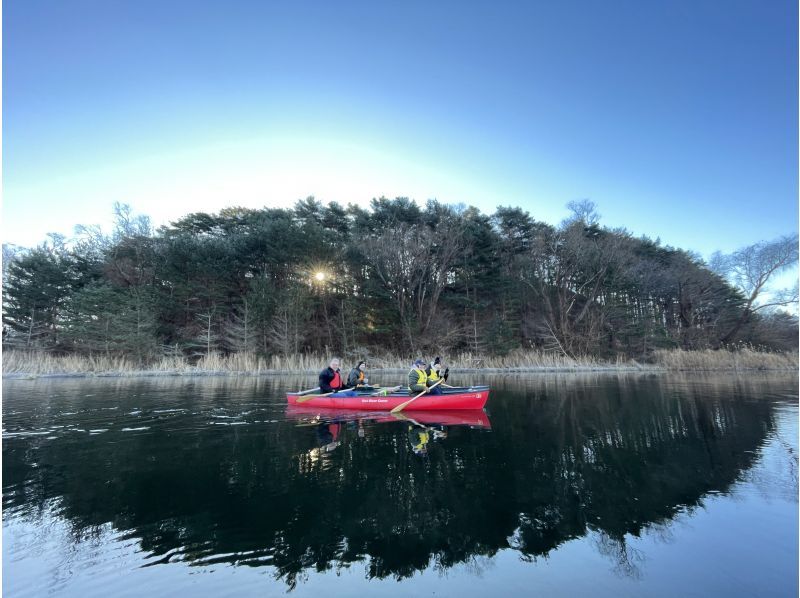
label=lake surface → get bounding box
[3,372,798,597]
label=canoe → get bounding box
[286,386,490,410]
[285,406,491,429]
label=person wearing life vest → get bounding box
[426,356,449,390]
[408,358,442,395]
[319,357,345,393]
[347,360,369,388]
[408,358,428,395]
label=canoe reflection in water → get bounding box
[286,405,491,429]
[287,406,490,456]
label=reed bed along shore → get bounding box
[3,348,796,378]
[653,348,798,371]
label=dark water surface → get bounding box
[3,372,797,597]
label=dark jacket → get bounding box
[319,367,344,393]
[347,367,366,388]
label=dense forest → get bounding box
[2,198,797,363]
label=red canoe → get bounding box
[286,386,490,411]
[285,405,491,428]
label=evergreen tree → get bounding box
[3,199,796,361]
[2,239,79,350]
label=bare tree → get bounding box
[710,234,799,342]
[521,218,635,356]
[268,304,305,356]
[194,309,218,357]
[223,298,257,353]
[267,286,308,355]
[360,217,466,352]
[562,198,601,227]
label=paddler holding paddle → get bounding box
[408,358,442,396]
[426,356,448,391]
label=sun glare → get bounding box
[314,272,326,282]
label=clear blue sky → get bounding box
[4,0,798,258]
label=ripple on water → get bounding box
[3,430,53,438]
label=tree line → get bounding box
[3,198,797,363]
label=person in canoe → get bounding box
[426,356,449,390]
[319,357,346,394]
[347,360,370,389]
[408,358,442,395]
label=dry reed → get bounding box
[653,348,798,371]
[3,347,796,377]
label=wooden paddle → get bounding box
[296,390,338,403]
[299,384,395,403]
[389,411,423,426]
[390,379,443,414]
[390,411,447,436]
[293,386,321,396]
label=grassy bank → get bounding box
[3,348,796,378]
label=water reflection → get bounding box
[291,407,488,474]
[286,405,491,464]
[315,422,342,452]
[3,372,797,592]
[403,418,447,456]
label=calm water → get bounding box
[3,372,798,597]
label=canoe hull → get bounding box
[285,406,491,428]
[286,388,489,410]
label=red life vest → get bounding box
[331,370,342,389]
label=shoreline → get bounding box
[4,364,798,381]
[4,347,796,380]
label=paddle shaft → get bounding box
[390,411,427,429]
[296,390,337,403]
[294,386,321,396]
[296,385,392,403]
[390,379,443,414]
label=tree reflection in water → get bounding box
[2,372,796,589]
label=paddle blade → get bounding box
[390,399,414,414]
[390,388,426,413]
[295,390,335,403]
